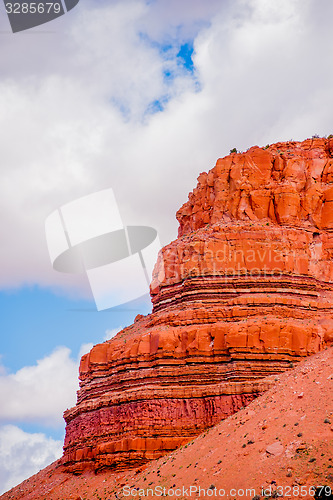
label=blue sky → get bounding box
[1,0,333,494]
[1,286,151,444]
[0,287,151,372]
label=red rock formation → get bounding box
[176,137,333,235]
[63,138,333,473]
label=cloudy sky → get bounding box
[1,0,333,493]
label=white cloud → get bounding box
[1,0,333,302]
[0,425,62,495]
[0,347,79,427]
[104,326,122,341]
[78,342,94,359]
[0,343,101,493]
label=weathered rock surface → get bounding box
[63,138,333,473]
[176,137,333,236]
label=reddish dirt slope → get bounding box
[2,346,332,500]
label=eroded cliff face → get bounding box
[176,137,333,236]
[63,138,333,473]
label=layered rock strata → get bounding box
[63,138,333,473]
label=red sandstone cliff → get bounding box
[62,138,333,473]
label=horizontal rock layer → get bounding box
[63,138,333,473]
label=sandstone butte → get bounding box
[62,137,333,474]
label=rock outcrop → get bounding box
[63,138,333,473]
